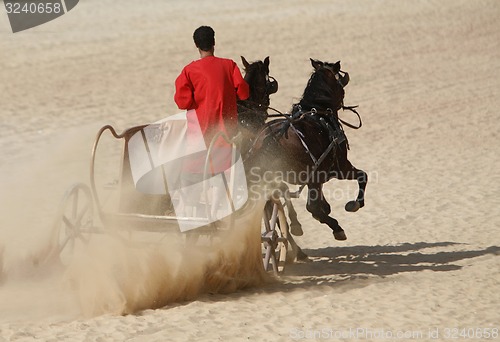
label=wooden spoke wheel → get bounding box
[51,183,94,265]
[261,197,288,275]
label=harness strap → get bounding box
[340,105,362,129]
[287,125,339,198]
[243,120,282,160]
[289,119,338,180]
[289,123,317,165]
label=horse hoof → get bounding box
[333,231,347,241]
[296,248,309,261]
[345,201,361,212]
[290,223,304,236]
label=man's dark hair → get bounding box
[193,26,215,51]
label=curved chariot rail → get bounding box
[90,124,146,220]
[89,123,216,233]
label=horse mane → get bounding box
[296,69,342,112]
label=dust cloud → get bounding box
[0,125,269,321]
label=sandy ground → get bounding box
[1,0,499,341]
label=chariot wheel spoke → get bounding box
[263,245,272,270]
[74,202,90,227]
[51,183,94,266]
[62,215,75,229]
[261,198,288,275]
[270,251,278,274]
[59,235,71,253]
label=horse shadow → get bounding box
[281,242,500,283]
[168,242,499,310]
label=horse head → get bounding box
[238,56,278,130]
[298,58,349,113]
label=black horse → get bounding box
[238,56,307,261]
[246,58,367,241]
[237,56,277,154]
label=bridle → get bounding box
[266,75,278,95]
[319,65,361,129]
[241,70,278,110]
[320,64,350,89]
[238,64,280,131]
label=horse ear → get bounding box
[310,58,323,70]
[241,56,250,69]
[264,56,270,68]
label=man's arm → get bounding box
[232,63,249,101]
[174,68,195,109]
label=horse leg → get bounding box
[305,184,346,240]
[331,148,368,212]
[286,233,309,262]
[343,168,367,212]
[284,196,304,236]
[278,182,303,236]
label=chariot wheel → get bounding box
[261,196,288,275]
[50,183,95,265]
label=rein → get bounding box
[340,105,362,129]
[238,99,272,112]
[271,105,362,129]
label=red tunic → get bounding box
[174,56,249,173]
[174,56,249,142]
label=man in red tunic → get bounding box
[173,26,249,219]
[174,26,249,148]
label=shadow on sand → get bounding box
[281,242,500,283]
[168,242,500,308]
